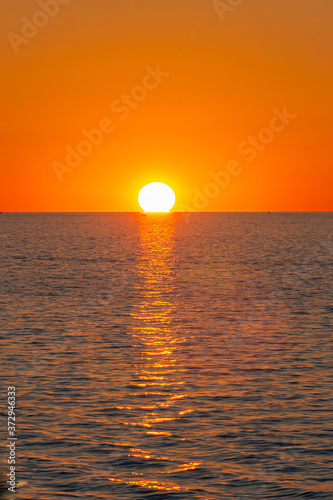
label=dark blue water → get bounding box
[1,213,332,499]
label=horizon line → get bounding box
[1,211,332,214]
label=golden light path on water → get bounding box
[109,214,201,494]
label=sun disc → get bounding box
[138,182,175,213]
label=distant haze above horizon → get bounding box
[1,0,332,212]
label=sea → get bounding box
[1,212,332,499]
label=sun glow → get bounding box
[138,182,175,213]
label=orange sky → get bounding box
[1,0,332,212]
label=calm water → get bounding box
[1,213,332,499]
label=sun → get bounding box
[138,182,176,213]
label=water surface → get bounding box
[1,213,332,499]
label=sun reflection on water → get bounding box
[108,214,196,493]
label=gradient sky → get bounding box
[1,0,332,211]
